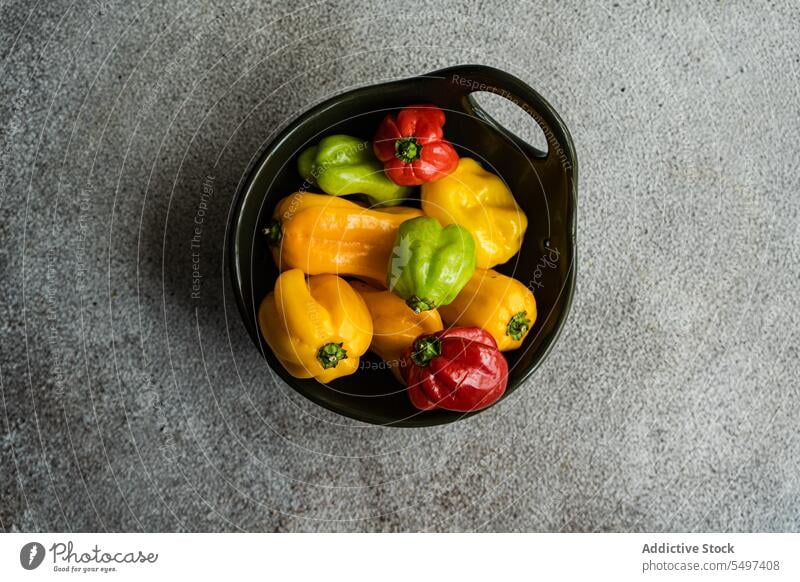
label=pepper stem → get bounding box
[262,219,282,245]
[410,336,441,367]
[406,295,435,313]
[395,137,422,163]
[316,342,347,369]
[506,311,531,341]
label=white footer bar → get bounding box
[2,533,797,581]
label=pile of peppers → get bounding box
[259,104,536,414]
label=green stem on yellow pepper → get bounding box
[506,311,531,341]
[316,342,347,369]
[262,219,282,245]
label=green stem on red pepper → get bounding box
[394,137,422,163]
[410,336,441,367]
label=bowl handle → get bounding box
[428,65,577,175]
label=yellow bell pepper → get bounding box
[264,192,422,287]
[258,269,372,383]
[421,157,527,269]
[438,269,537,351]
[350,281,443,382]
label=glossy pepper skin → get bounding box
[258,269,372,383]
[401,327,508,412]
[438,269,537,351]
[350,281,443,383]
[297,134,411,207]
[264,192,422,287]
[421,157,528,269]
[373,104,459,186]
[387,216,476,313]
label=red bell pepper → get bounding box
[401,327,508,412]
[373,104,459,186]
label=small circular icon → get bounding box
[20,542,45,570]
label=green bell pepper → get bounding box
[387,216,477,313]
[297,134,411,207]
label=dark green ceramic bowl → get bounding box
[229,65,577,427]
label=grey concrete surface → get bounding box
[1,0,799,532]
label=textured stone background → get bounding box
[1,0,798,532]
